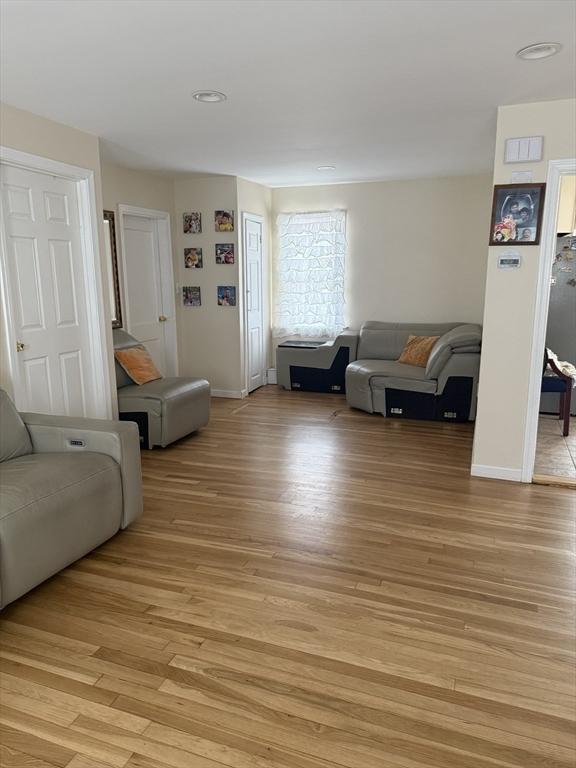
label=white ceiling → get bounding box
[1,0,575,187]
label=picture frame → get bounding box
[183,212,202,234]
[182,286,201,307]
[103,210,123,329]
[489,183,546,246]
[215,243,235,264]
[215,209,234,232]
[217,285,236,306]
[184,247,203,268]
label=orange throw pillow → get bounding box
[398,335,440,367]
[114,345,162,385]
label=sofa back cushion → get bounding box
[113,329,144,388]
[0,389,32,462]
[357,322,461,360]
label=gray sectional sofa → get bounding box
[0,389,142,609]
[277,321,482,422]
[346,321,482,421]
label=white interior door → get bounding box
[245,216,265,392]
[1,164,97,416]
[121,214,168,373]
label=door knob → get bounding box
[16,340,25,352]
[159,315,167,322]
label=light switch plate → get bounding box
[504,136,543,164]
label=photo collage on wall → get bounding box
[182,210,236,307]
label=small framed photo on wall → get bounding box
[215,210,234,232]
[183,212,202,234]
[489,183,546,245]
[183,286,201,306]
[217,285,236,306]
[184,247,203,268]
[215,243,235,264]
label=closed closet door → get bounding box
[245,216,265,392]
[1,164,96,416]
[121,214,168,374]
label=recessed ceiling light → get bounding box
[192,90,227,103]
[516,42,562,60]
[317,165,336,171]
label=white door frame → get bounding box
[117,204,178,376]
[521,157,576,483]
[0,145,115,418]
[241,211,266,395]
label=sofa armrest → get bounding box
[21,413,143,529]
[425,324,482,379]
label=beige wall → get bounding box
[271,175,492,329]
[173,175,243,393]
[100,160,175,217]
[472,98,576,477]
[0,103,116,410]
[236,177,273,369]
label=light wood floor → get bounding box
[1,386,575,768]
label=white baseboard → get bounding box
[211,389,245,399]
[471,464,524,482]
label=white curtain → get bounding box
[273,210,346,338]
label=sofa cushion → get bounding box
[114,345,162,386]
[0,389,32,463]
[118,377,209,405]
[0,452,122,606]
[398,335,440,367]
[112,328,142,388]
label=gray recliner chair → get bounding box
[113,329,210,448]
[0,389,142,609]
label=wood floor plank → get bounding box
[1,388,575,767]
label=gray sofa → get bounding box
[0,389,142,609]
[113,329,210,448]
[346,321,482,421]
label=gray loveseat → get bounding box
[0,389,142,609]
[346,321,482,421]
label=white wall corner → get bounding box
[470,464,524,483]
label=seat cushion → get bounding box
[0,389,32,463]
[352,359,432,382]
[0,453,122,606]
[118,377,209,403]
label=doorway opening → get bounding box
[533,174,576,486]
[523,162,576,487]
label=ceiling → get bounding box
[1,0,575,187]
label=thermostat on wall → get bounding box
[497,250,522,269]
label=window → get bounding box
[273,210,346,338]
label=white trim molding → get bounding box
[0,145,115,419]
[471,464,523,483]
[211,389,246,399]
[521,157,576,483]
